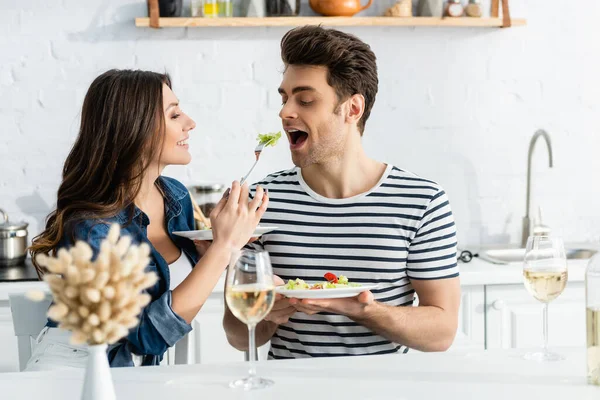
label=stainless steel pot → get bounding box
[0,209,28,266]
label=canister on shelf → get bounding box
[266,0,300,16]
[466,0,482,17]
[384,0,413,17]
[417,0,444,17]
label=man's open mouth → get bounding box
[288,129,309,146]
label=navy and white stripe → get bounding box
[249,165,458,359]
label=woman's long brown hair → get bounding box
[30,69,171,276]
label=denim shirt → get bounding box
[46,176,199,367]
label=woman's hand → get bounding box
[209,181,268,251]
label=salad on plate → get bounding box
[284,272,361,290]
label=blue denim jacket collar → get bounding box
[115,176,188,227]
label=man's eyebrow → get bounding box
[278,86,316,95]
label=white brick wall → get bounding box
[1,0,599,249]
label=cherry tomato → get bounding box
[324,272,338,283]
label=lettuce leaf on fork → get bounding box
[257,131,282,147]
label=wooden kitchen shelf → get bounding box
[134,16,526,29]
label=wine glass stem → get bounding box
[248,324,257,378]
[543,302,549,354]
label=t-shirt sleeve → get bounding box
[406,189,459,280]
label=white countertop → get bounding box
[458,257,588,286]
[0,347,597,399]
[457,239,600,285]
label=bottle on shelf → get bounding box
[191,0,202,16]
[203,0,219,17]
[218,0,233,17]
[586,253,600,386]
[247,0,266,17]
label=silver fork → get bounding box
[240,142,265,185]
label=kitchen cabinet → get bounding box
[485,282,585,350]
[0,278,586,372]
[449,286,485,351]
[187,286,486,357]
[0,290,270,372]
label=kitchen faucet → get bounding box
[522,129,554,247]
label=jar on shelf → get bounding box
[158,0,183,17]
[465,0,482,17]
[418,0,445,17]
[384,0,413,17]
[445,0,464,17]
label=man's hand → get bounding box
[293,291,375,319]
[264,275,298,325]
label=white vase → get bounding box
[81,344,116,400]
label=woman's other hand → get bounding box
[209,181,268,250]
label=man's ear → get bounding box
[345,93,365,126]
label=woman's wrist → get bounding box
[206,240,234,265]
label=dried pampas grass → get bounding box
[33,223,158,346]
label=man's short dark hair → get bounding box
[280,25,378,134]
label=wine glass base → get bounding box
[229,376,274,390]
[523,350,564,362]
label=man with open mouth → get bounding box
[224,25,460,360]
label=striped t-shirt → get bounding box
[249,164,458,359]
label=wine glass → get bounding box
[225,249,276,390]
[522,235,568,361]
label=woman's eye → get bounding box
[172,114,180,119]
[299,100,313,106]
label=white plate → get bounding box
[276,283,379,299]
[173,225,278,241]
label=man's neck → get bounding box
[300,143,387,199]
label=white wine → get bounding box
[523,269,568,303]
[226,284,275,325]
[588,307,600,385]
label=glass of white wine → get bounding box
[522,235,568,362]
[225,249,276,390]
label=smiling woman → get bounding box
[26,69,268,370]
